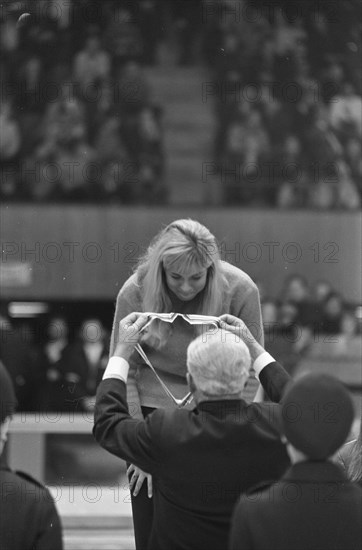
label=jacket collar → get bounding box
[283,460,348,483]
[0,455,11,472]
[195,399,249,418]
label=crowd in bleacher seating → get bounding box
[0,0,361,207]
[203,0,362,208]
[0,0,166,203]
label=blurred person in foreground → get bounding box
[94,312,291,550]
[229,374,361,550]
[0,362,63,550]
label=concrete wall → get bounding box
[1,205,361,302]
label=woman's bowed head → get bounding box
[135,219,226,349]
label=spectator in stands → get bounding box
[281,275,314,327]
[24,151,63,202]
[20,0,61,69]
[0,8,19,64]
[42,82,87,152]
[0,97,22,199]
[334,160,361,210]
[14,56,46,157]
[0,362,63,549]
[313,279,334,305]
[319,61,345,103]
[117,60,151,116]
[311,279,333,328]
[276,135,308,208]
[230,373,361,550]
[337,423,362,487]
[301,309,361,364]
[320,292,345,334]
[99,160,135,203]
[105,7,143,69]
[87,80,116,142]
[345,137,362,199]
[38,315,70,411]
[223,108,271,204]
[329,82,362,139]
[0,305,42,411]
[73,33,111,96]
[94,312,290,550]
[272,16,307,99]
[94,115,128,166]
[59,318,109,412]
[171,0,203,66]
[54,138,98,201]
[137,106,165,203]
[277,300,299,337]
[336,311,362,357]
[307,11,337,79]
[138,0,163,65]
[0,99,21,164]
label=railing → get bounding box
[7,412,94,481]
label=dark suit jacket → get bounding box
[94,362,290,550]
[0,459,63,550]
[229,460,362,550]
[58,339,109,411]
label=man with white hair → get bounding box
[94,312,291,550]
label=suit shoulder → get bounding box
[15,470,49,491]
[245,479,275,496]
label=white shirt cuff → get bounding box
[102,357,130,383]
[253,352,276,379]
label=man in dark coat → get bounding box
[94,312,291,550]
[229,373,361,550]
[0,361,63,550]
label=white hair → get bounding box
[186,329,251,396]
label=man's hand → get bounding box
[114,312,149,361]
[219,314,265,362]
[127,464,153,498]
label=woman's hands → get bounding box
[127,464,153,498]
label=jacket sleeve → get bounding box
[110,282,143,420]
[93,378,160,474]
[234,282,264,402]
[259,361,291,403]
[35,491,63,550]
[236,283,264,346]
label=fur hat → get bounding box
[281,373,354,460]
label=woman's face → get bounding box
[164,264,208,302]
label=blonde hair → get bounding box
[187,329,250,396]
[136,219,227,348]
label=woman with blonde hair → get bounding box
[109,218,263,549]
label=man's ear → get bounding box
[186,372,196,393]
